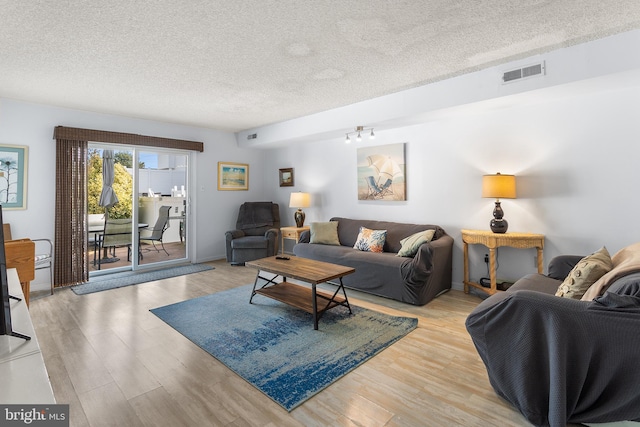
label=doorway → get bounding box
[87,144,190,276]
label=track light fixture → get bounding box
[345,126,375,143]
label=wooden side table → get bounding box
[462,229,545,295]
[280,226,310,254]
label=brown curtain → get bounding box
[53,126,204,152]
[53,126,203,287]
[54,138,88,287]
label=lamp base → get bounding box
[490,200,508,233]
[490,219,508,234]
[294,209,306,228]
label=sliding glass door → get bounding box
[88,144,190,275]
[137,150,188,266]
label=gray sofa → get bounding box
[293,217,453,305]
[466,247,640,427]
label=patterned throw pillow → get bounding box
[555,247,613,299]
[353,227,386,253]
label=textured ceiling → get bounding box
[1,1,639,132]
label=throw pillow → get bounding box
[555,247,613,299]
[309,221,340,245]
[396,229,436,257]
[581,242,640,301]
[353,227,387,253]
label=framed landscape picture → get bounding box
[279,168,294,187]
[217,162,249,191]
[0,144,28,209]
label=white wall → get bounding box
[238,30,640,147]
[264,84,640,289]
[245,30,640,291]
[0,98,270,286]
[3,29,640,293]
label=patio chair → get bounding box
[140,205,171,256]
[96,218,132,269]
[34,238,53,294]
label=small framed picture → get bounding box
[279,168,294,187]
[0,144,28,209]
[218,162,249,191]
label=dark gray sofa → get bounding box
[466,250,640,427]
[292,217,453,305]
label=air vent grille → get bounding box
[503,69,522,82]
[502,61,545,84]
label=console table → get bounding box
[462,229,545,295]
[0,268,55,403]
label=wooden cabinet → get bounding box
[280,226,310,254]
[5,239,35,306]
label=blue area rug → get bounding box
[71,264,214,295]
[150,284,418,411]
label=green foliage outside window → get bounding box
[114,151,145,169]
[88,150,133,219]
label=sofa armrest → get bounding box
[548,254,583,280]
[264,228,279,238]
[224,229,245,262]
[466,290,640,425]
[298,230,310,243]
[265,228,280,254]
[401,234,453,302]
[225,229,245,240]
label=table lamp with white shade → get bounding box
[289,192,310,227]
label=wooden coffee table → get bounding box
[246,256,355,330]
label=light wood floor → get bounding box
[29,259,534,427]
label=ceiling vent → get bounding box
[247,133,257,140]
[502,61,545,84]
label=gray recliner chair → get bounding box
[225,202,280,265]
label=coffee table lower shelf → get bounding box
[246,255,355,330]
[255,282,346,314]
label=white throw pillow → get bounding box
[397,229,435,257]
